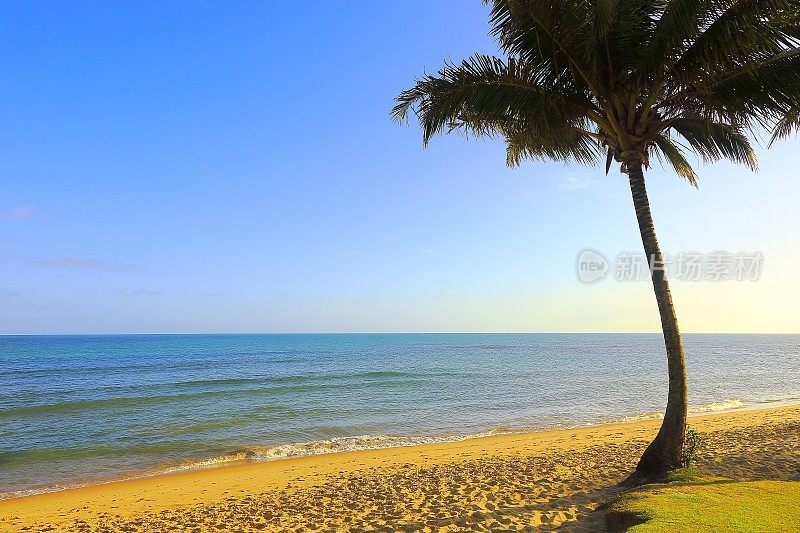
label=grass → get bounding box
[606,469,800,532]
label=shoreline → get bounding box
[2,404,799,531]
[2,396,798,502]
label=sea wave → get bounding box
[246,432,501,461]
[599,395,800,426]
[3,395,799,501]
[689,398,746,413]
[0,375,425,417]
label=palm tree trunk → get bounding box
[626,160,688,478]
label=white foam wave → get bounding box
[689,398,746,414]
[247,431,503,461]
[593,397,756,426]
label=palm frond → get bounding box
[769,108,800,144]
[590,0,619,46]
[669,0,798,87]
[391,54,596,149]
[604,0,658,73]
[652,135,699,186]
[660,48,800,128]
[643,0,717,79]
[500,118,603,166]
[707,48,800,121]
[486,0,602,95]
[668,118,758,170]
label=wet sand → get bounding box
[1,404,799,532]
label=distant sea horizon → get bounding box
[3,331,797,335]
[2,332,798,498]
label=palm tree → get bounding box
[392,0,799,478]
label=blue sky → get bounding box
[1,1,799,334]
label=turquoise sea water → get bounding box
[1,333,799,497]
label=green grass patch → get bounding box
[606,469,800,532]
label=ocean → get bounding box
[1,333,798,498]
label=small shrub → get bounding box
[680,426,705,467]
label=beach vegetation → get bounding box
[680,426,705,467]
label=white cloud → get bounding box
[38,257,141,272]
[343,249,384,258]
[557,173,597,191]
[201,291,229,298]
[114,288,160,297]
[0,254,144,273]
[0,205,34,221]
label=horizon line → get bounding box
[1,331,798,336]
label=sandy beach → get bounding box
[1,404,798,532]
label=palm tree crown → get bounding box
[393,0,799,182]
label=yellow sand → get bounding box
[2,405,799,532]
